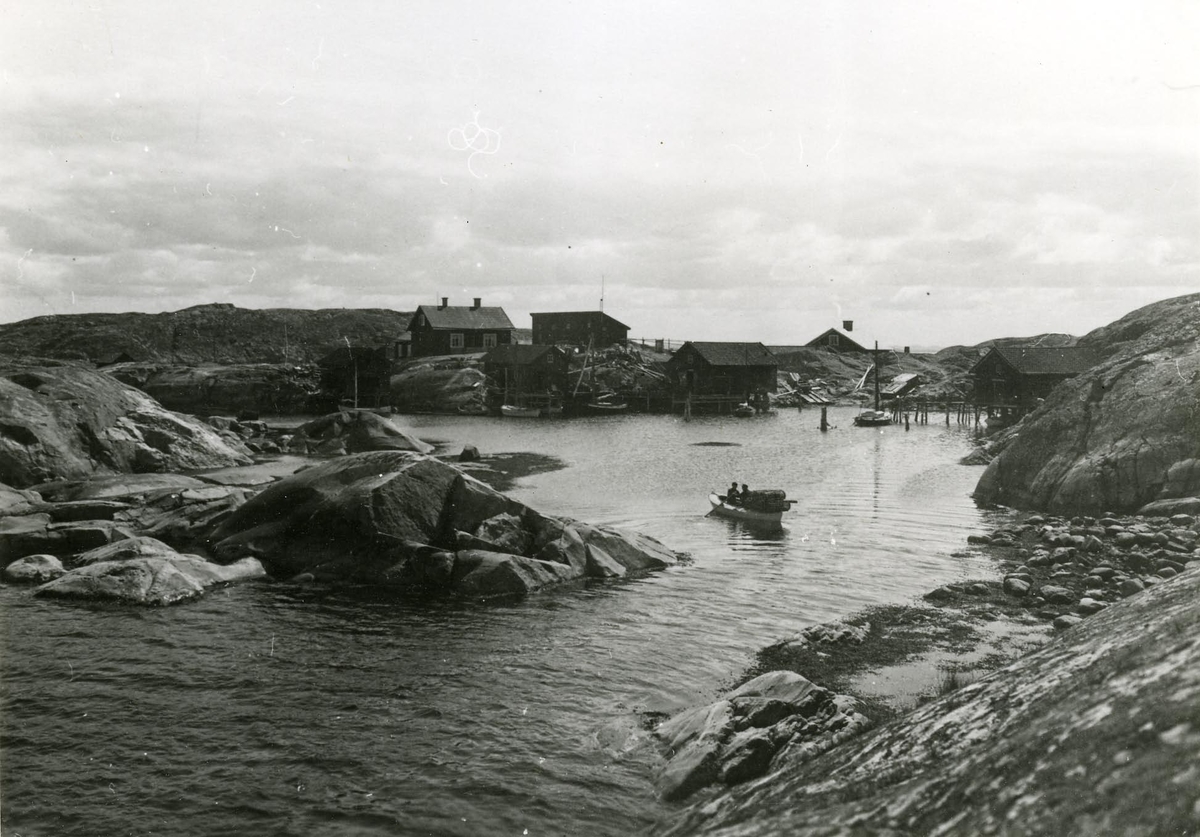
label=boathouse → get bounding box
[970,345,1105,412]
[666,341,778,401]
[805,326,868,353]
[482,344,571,396]
[406,298,515,357]
[318,345,393,407]
[530,311,630,348]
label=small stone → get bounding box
[1119,578,1146,597]
[1039,585,1075,604]
[1157,567,1178,579]
[1053,614,1084,630]
[1076,598,1108,615]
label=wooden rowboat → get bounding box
[707,493,794,525]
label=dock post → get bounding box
[820,406,828,432]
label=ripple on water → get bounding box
[2,410,998,837]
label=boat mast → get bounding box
[873,341,880,411]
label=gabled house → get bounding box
[970,346,1106,408]
[806,327,868,353]
[406,297,515,357]
[665,342,778,397]
[530,311,630,348]
[482,344,571,396]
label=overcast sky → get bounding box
[2,1,1197,349]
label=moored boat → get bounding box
[732,403,756,417]
[854,340,892,427]
[583,393,628,413]
[501,404,541,418]
[852,409,892,427]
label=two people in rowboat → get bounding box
[724,481,751,506]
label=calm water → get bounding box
[2,408,1002,837]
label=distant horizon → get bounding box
[3,292,1183,356]
[2,3,1196,349]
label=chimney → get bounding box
[472,297,481,310]
[439,297,448,310]
[843,320,853,332]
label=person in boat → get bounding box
[726,481,741,506]
[740,483,751,505]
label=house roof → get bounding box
[975,346,1106,376]
[482,344,563,366]
[806,327,869,352]
[530,310,631,330]
[412,305,514,331]
[680,341,777,366]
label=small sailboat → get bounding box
[854,342,892,428]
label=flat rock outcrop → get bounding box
[0,360,252,488]
[106,362,322,416]
[207,451,679,594]
[288,410,433,456]
[974,293,1200,515]
[662,565,1200,836]
[35,537,266,606]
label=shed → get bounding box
[482,344,571,396]
[318,345,392,406]
[665,341,778,397]
[970,346,1105,408]
[531,311,630,348]
[406,297,515,357]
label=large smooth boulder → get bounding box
[208,452,679,594]
[974,294,1200,514]
[654,671,869,802]
[35,538,266,605]
[0,360,252,488]
[3,553,65,583]
[291,410,433,455]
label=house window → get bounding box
[450,332,465,349]
[416,313,426,327]
[828,334,839,348]
[482,333,497,348]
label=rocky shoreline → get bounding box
[650,507,1200,832]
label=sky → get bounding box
[1,1,1197,350]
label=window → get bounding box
[482,333,497,348]
[450,332,464,349]
[828,334,840,348]
[416,313,425,327]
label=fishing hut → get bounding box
[666,341,778,416]
[969,345,1106,426]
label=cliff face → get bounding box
[664,564,1200,836]
[974,293,1200,515]
[0,304,410,365]
[0,359,252,487]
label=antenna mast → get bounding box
[600,275,605,313]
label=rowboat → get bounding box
[583,393,628,414]
[500,404,541,418]
[707,492,794,526]
[732,403,756,417]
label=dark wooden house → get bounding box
[318,345,393,407]
[530,310,630,348]
[406,298,515,357]
[666,342,778,401]
[970,346,1105,412]
[482,344,571,396]
[806,327,868,353]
